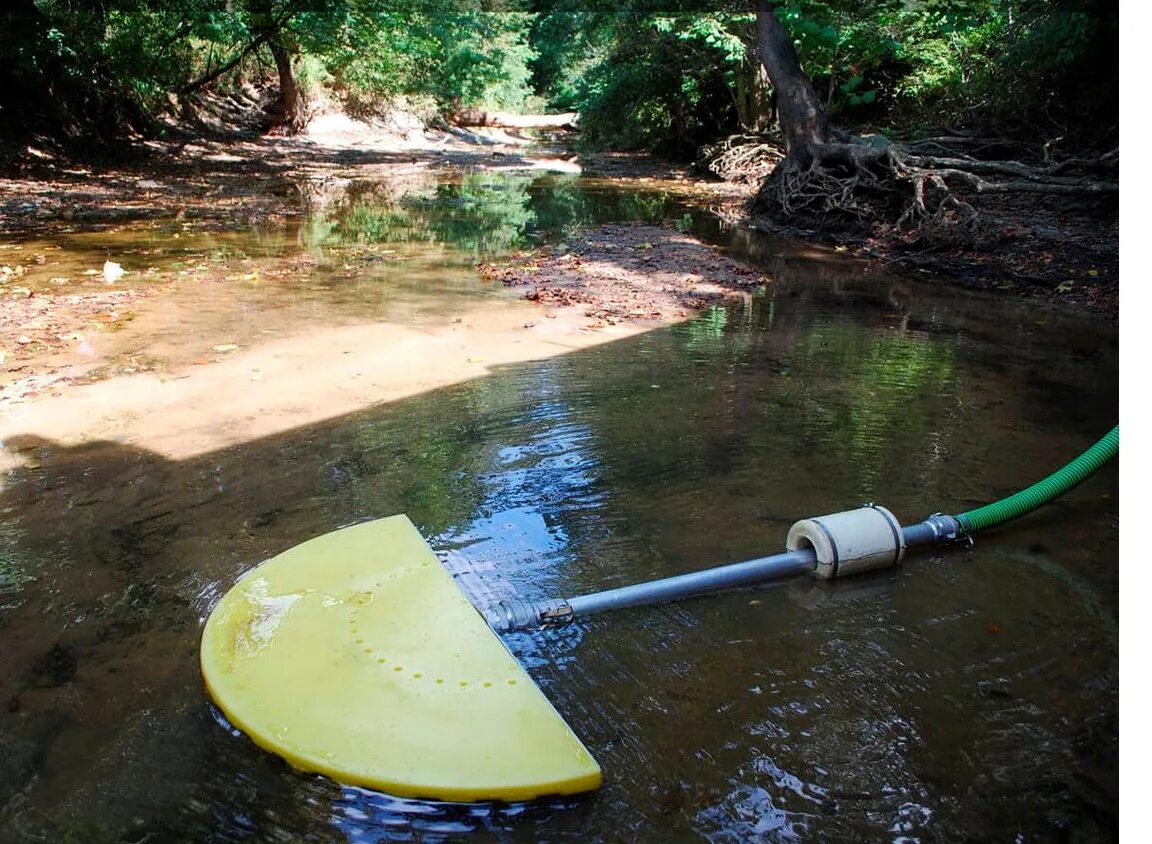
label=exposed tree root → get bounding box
[697,133,785,184]
[748,132,1118,244]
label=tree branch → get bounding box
[179,32,272,96]
[178,0,306,97]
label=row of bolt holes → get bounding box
[349,615,517,689]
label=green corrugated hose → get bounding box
[956,425,1119,535]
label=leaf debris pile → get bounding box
[477,224,769,326]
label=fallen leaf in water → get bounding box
[1087,268,1099,277]
[1056,280,1074,293]
[103,261,126,283]
[212,343,239,353]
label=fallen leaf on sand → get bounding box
[103,261,126,283]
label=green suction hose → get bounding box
[955,425,1119,535]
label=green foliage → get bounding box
[765,0,1116,129]
[965,0,1117,130]
[323,4,537,116]
[0,0,150,137]
[532,0,1114,150]
[0,0,1118,147]
[532,6,748,156]
[1,0,541,138]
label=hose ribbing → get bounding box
[956,425,1119,535]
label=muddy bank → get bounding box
[696,139,1118,314]
[779,192,1120,314]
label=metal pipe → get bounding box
[566,548,817,617]
[484,548,815,632]
[482,516,966,633]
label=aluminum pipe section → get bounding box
[786,505,906,580]
[482,548,817,633]
[565,548,817,618]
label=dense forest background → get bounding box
[0,0,1118,156]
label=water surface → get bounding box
[0,171,1118,842]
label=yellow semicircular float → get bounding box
[200,515,601,802]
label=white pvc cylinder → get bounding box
[786,505,905,580]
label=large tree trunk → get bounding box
[753,0,829,167]
[750,0,883,219]
[267,37,306,134]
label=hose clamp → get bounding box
[539,603,574,627]
[926,513,971,547]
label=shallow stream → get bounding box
[0,171,1118,842]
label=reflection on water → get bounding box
[0,172,1117,842]
[302,173,680,256]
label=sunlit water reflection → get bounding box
[0,170,1117,842]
